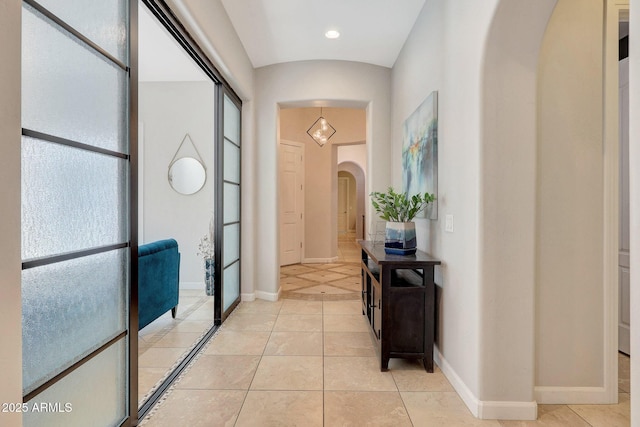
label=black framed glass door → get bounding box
[136,0,242,419]
[20,0,133,425]
[216,89,242,322]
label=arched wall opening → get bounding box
[337,161,366,240]
[255,60,392,301]
[481,0,624,414]
[278,106,367,264]
[479,0,558,415]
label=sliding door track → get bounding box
[137,324,219,422]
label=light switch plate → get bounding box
[445,214,454,233]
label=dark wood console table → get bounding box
[359,240,441,372]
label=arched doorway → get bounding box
[480,0,628,414]
[479,0,556,417]
[337,161,366,241]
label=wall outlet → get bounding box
[445,214,454,233]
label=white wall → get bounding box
[139,81,216,286]
[280,107,366,145]
[255,60,392,298]
[392,0,499,409]
[536,0,604,389]
[167,0,253,101]
[481,0,557,412]
[165,0,257,298]
[338,144,367,174]
[0,1,23,425]
[393,0,569,419]
[481,0,617,413]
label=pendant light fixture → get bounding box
[306,107,336,147]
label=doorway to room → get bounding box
[277,105,366,300]
[338,173,352,235]
[137,0,216,413]
[137,0,243,420]
[278,106,366,267]
[618,20,631,358]
[337,156,367,242]
[336,158,365,264]
[616,16,631,399]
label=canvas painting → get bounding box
[402,91,438,219]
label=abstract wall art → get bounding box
[402,91,438,219]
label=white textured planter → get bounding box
[384,221,417,255]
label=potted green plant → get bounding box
[370,187,436,255]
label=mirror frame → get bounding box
[168,156,206,195]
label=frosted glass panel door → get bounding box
[218,92,242,318]
[21,1,132,425]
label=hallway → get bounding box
[140,257,631,426]
[139,293,631,426]
[141,220,630,426]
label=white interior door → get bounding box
[619,57,631,355]
[280,142,304,266]
[338,177,348,233]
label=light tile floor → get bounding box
[138,289,214,405]
[139,235,631,426]
[140,296,631,426]
[338,232,362,260]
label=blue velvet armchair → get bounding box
[138,239,180,330]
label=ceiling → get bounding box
[220,0,427,68]
[138,0,427,81]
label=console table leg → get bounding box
[423,357,434,373]
[381,357,390,372]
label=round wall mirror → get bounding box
[168,157,206,195]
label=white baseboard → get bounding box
[534,386,612,404]
[241,293,256,302]
[435,348,481,417]
[435,348,537,420]
[180,281,202,290]
[478,401,537,420]
[255,288,281,302]
[182,284,279,302]
[182,285,279,303]
[302,257,339,264]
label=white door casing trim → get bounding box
[279,139,305,266]
[601,0,628,405]
[619,57,631,354]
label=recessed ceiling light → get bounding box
[325,30,340,39]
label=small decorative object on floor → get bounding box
[204,257,214,296]
[197,221,215,296]
[370,187,435,255]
